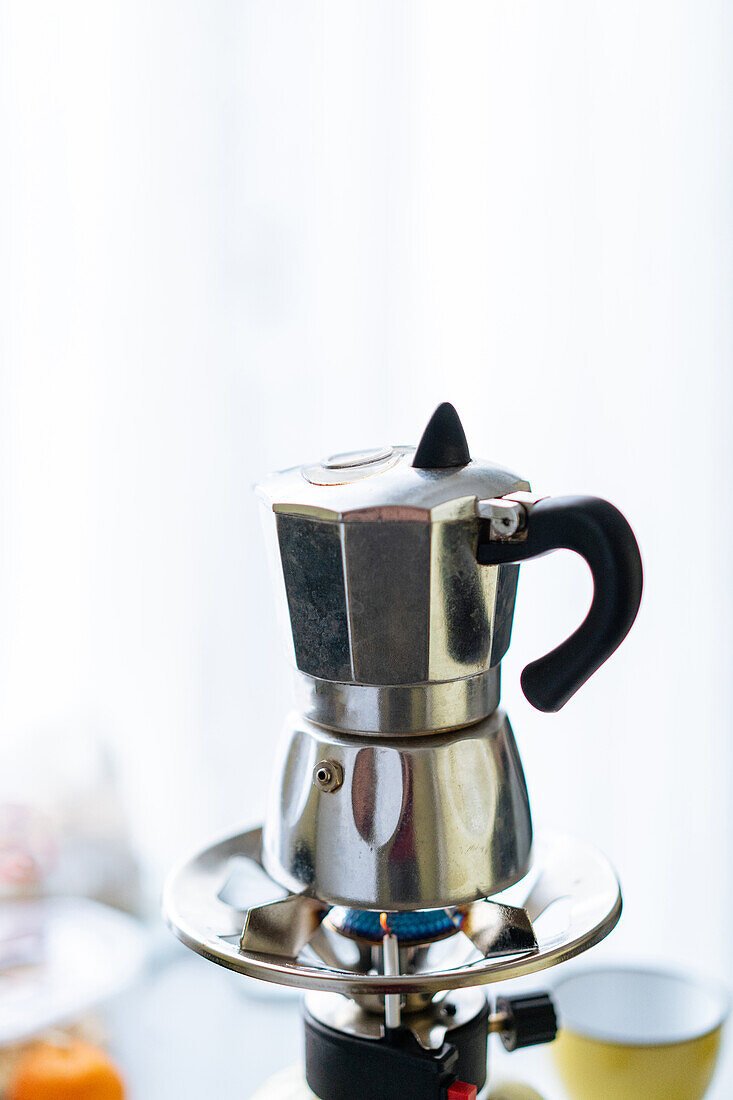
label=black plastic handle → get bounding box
[477,496,643,712]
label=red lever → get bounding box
[447,1084,477,1100]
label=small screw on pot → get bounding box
[313,759,344,793]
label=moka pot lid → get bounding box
[255,403,530,524]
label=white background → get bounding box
[1,0,731,1000]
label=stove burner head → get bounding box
[328,907,465,946]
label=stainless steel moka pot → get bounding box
[164,404,643,1100]
[256,403,642,914]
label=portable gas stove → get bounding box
[164,403,643,1099]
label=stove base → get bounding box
[304,996,489,1100]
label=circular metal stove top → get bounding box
[163,828,621,998]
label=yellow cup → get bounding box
[552,966,729,1100]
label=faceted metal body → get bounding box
[256,447,529,692]
[262,709,532,911]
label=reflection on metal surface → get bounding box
[241,894,328,958]
[345,520,432,684]
[276,515,352,682]
[306,923,366,973]
[163,831,622,997]
[218,855,290,911]
[304,446,401,485]
[428,518,495,680]
[323,447,395,470]
[295,669,501,735]
[262,710,532,910]
[257,447,528,521]
[461,901,538,959]
[489,564,520,668]
[304,987,487,1048]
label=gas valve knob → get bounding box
[492,992,558,1052]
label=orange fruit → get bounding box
[7,1039,125,1100]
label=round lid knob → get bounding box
[323,446,394,470]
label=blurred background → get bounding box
[0,0,731,1096]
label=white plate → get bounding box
[0,897,146,1046]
